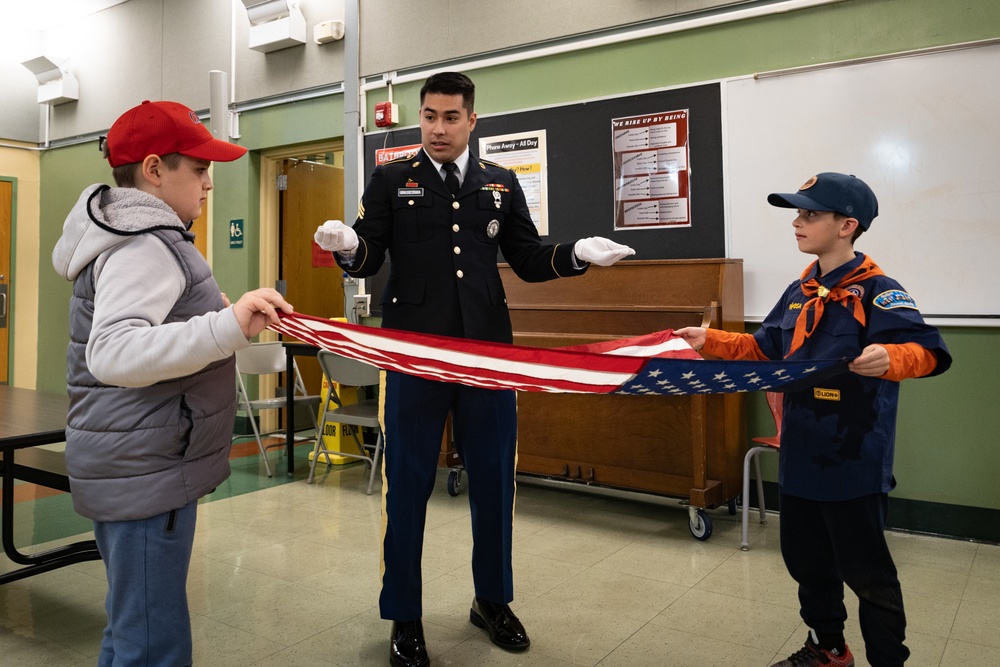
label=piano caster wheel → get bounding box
[447,469,463,496]
[688,508,713,541]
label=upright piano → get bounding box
[499,258,746,517]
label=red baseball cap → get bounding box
[105,100,248,167]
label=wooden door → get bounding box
[190,203,208,259]
[280,159,345,396]
[0,180,11,385]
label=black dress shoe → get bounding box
[469,597,531,651]
[390,620,429,667]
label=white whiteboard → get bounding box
[725,43,1000,323]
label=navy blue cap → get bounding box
[767,172,879,230]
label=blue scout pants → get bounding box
[94,499,198,667]
[779,492,908,667]
[378,371,518,621]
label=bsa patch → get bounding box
[845,283,865,300]
[814,388,840,401]
[487,219,500,238]
[398,188,424,197]
[873,289,917,310]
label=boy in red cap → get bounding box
[52,100,292,665]
[677,173,950,667]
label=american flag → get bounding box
[269,312,847,396]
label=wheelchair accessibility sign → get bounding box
[230,219,244,248]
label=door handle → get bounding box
[0,292,6,319]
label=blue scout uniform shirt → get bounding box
[753,252,951,501]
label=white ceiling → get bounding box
[0,0,133,32]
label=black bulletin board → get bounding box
[362,82,724,260]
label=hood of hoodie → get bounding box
[53,184,189,281]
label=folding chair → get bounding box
[307,350,383,495]
[741,391,783,550]
[233,342,321,477]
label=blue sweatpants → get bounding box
[93,500,198,667]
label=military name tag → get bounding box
[398,188,424,197]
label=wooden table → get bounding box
[0,385,102,583]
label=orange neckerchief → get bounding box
[786,255,884,358]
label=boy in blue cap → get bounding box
[677,172,951,667]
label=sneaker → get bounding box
[771,634,855,667]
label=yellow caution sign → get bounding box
[309,375,365,465]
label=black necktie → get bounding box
[443,162,460,197]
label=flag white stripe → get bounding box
[603,339,695,357]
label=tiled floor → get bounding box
[2,442,998,666]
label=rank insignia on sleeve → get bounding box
[358,200,365,219]
[873,289,917,310]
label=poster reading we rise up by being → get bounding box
[612,110,690,231]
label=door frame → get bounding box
[256,141,344,413]
[259,140,345,339]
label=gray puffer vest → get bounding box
[66,228,235,521]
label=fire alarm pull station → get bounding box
[374,101,398,127]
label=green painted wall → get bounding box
[37,144,110,394]
[35,0,1000,511]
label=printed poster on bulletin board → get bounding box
[611,110,690,230]
[479,130,549,235]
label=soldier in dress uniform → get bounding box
[314,71,634,667]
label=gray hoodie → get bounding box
[53,184,250,521]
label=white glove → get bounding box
[313,220,359,253]
[573,237,635,266]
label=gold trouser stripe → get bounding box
[378,369,389,591]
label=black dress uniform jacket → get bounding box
[337,148,586,343]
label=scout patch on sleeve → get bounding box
[873,289,918,310]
